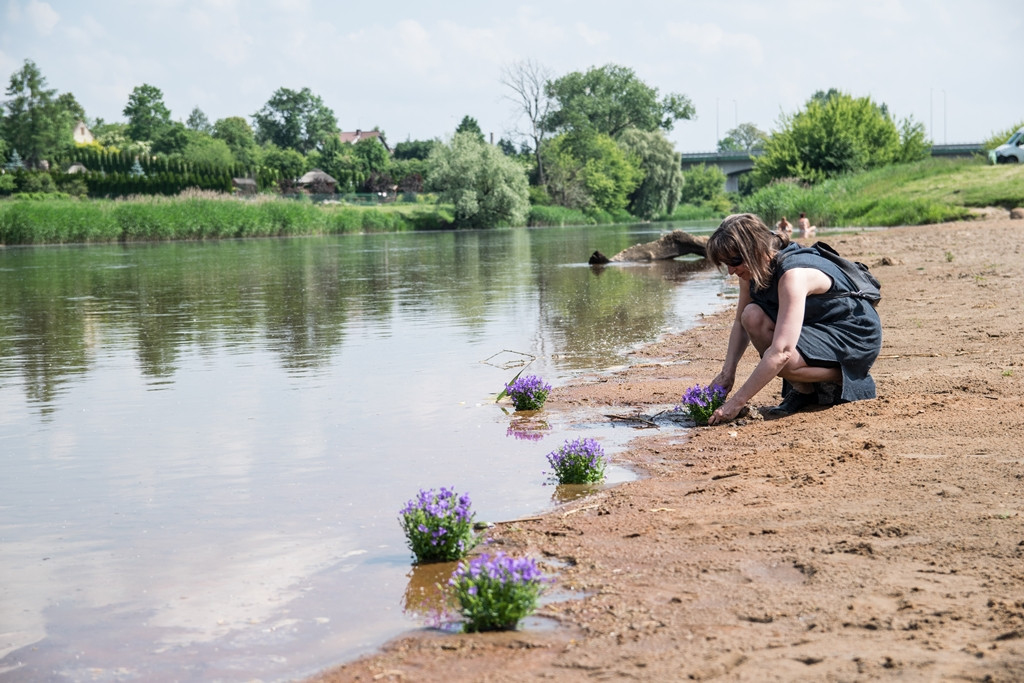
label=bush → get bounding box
[546,437,606,484]
[399,487,476,563]
[449,552,546,632]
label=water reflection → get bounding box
[401,562,459,627]
[506,415,550,441]
[0,223,727,680]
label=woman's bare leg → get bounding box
[740,304,841,390]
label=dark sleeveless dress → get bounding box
[749,243,882,402]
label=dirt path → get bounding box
[312,217,1024,682]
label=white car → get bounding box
[991,126,1024,164]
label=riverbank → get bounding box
[314,214,1024,682]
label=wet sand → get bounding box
[312,216,1024,682]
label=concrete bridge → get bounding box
[681,143,984,192]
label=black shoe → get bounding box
[766,389,817,416]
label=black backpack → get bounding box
[782,241,882,307]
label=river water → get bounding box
[0,222,728,681]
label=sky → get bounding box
[1,0,1021,153]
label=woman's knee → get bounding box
[741,304,773,347]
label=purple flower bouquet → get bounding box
[399,487,477,563]
[676,384,727,425]
[449,551,547,631]
[546,437,606,484]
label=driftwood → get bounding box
[589,230,708,265]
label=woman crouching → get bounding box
[705,213,882,425]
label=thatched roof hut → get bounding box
[297,169,337,193]
[232,177,258,195]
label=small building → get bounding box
[72,120,94,145]
[338,129,390,153]
[297,169,337,194]
[232,178,258,195]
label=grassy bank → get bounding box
[0,192,456,245]
[3,157,1022,246]
[740,156,1024,228]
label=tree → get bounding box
[454,115,485,143]
[56,92,86,124]
[618,128,684,219]
[261,144,307,189]
[752,91,926,187]
[4,148,25,171]
[182,135,234,168]
[501,58,554,186]
[212,116,259,167]
[151,121,189,156]
[717,123,768,153]
[252,87,338,155]
[2,59,74,166]
[123,84,172,142]
[393,138,439,160]
[542,131,643,213]
[679,163,727,208]
[426,132,530,228]
[543,64,694,138]
[186,106,212,133]
[352,136,390,174]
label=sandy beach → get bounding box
[313,216,1024,682]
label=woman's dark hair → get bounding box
[706,213,789,290]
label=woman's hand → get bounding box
[711,372,734,395]
[708,397,745,425]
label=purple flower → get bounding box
[505,374,552,411]
[675,384,726,425]
[399,487,477,563]
[546,437,606,484]
[449,551,548,632]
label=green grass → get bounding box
[740,157,1024,228]
[0,194,451,245]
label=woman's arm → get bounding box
[709,268,829,424]
[711,285,753,394]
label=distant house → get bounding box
[338,129,390,153]
[297,169,337,194]
[72,120,94,145]
[232,177,258,195]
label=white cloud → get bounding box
[664,21,764,65]
[24,0,59,35]
[575,21,609,46]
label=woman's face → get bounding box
[724,253,750,280]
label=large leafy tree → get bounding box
[454,115,485,143]
[618,128,684,219]
[186,106,212,133]
[181,134,234,167]
[717,122,768,153]
[2,59,75,166]
[752,91,928,186]
[426,131,529,228]
[212,116,259,167]
[123,83,172,142]
[542,131,643,213]
[261,144,307,186]
[393,138,438,160]
[679,163,728,209]
[543,64,694,139]
[252,87,338,155]
[151,121,189,156]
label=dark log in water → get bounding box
[589,230,708,265]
